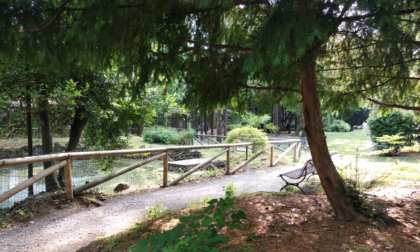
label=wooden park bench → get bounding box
[278,152,337,194]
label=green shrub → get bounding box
[324,119,351,132]
[223,182,240,198]
[143,127,195,145]
[368,111,417,150]
[132,198,247,252]
[225,126,268,153]
[146,203,170,219]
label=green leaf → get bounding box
[201,217,214,227]
[179,216,191,223]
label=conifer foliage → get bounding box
[3,0,420,220]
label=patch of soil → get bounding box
[0,191,107,232]
[77,192,420,252]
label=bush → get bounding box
[143,127,195,145]
[225,126,268,153]
[367,111,417,150]
[324,119,351,132]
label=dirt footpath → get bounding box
[0,166,296,252]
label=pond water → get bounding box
[0,158,179,209]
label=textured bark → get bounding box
[223,108,227,136]
[26,85,33,196]
[217,109,222,142]
[38,91,59,192]
[300,60,365,221]
[273,105,279,136]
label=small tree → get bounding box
[368,111,417,149]
[225,126,268,153]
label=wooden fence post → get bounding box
[226,148,230,175]
[298,142,302,157]
[294,142,298,161]
[246,146,248,160]
[64,159,73,200]
[270,144,274,167]
[163,151,169,187]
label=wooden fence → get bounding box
[0,139,301,204]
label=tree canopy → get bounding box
[3,0,420,220]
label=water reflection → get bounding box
[0,158,179,208]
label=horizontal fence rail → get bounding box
[0,139,302,206]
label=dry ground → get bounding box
[76,185,420,252]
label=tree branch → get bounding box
[340,8,420,23]
[317,57,420,72]
[186,40,252,52]
[367,97,420,111]
[19,0,74,34]
[341,78,395,95]
[239,84,302,95]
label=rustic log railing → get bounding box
[0,140,301,205]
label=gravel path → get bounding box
[0,165,297,252]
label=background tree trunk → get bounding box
[279,106,282,134]
[39,90,59,192]
[137,123,143,136]
[190,109,195,129]
[223,108,227,136]
[66,106,89,152]
[6,109,11,124]
[210,112,214,135]
[204,113,207,135]
[301,114,306,137]
[300,60,365,221]
[216,109,222,143]
[26,85,33,196]
[200,115,203,135]
[60,126,66,138]
[273,105,279,136]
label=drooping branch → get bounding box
[340,8,420,23]
[317,57,420,72]
[341,78,395,95]
[186,40,252,52]
[240,84,302,95]
[367,97,420,111]
[19,0,74,34]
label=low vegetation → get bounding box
[142,127,195,145]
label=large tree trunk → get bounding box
[216,109,222,143]
[66,106,89,152]
[137,123,143,136]
[223,108,227,136]
[38,91,59,192]
[273,105,279,136]
[26,85,33,196]
[300,61,365,221]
